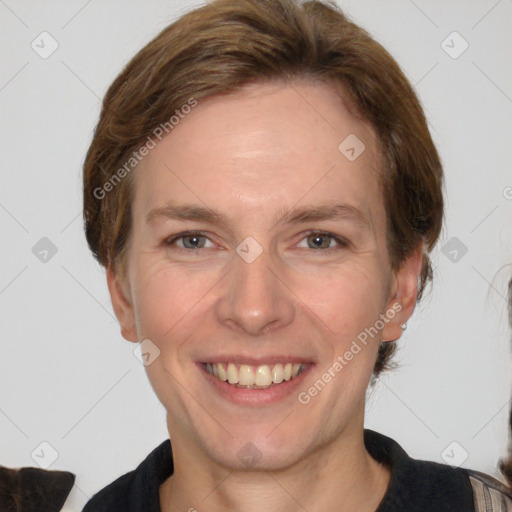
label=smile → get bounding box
[203,362,306,388]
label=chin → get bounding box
[194,420,317,472]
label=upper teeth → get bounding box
[205,362,305,387]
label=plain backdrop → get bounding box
[1,0,512,510]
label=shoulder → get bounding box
[465,469,512,512]
[82,471,134,512]
[365,429,512,512]
[82,440,173,512]
[365,430,475,510]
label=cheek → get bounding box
[298,261,389,339]
[131,263,195,338]
[129,258,223,354]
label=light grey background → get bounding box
[1,0,511,510]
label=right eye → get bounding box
[164,231,215,250]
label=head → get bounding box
[83,0,443,470]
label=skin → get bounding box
[107,80,422,512]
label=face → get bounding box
[108,80,420,471]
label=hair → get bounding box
[83,0,444,378]
[0,466,75,512]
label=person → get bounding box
[499,278,512,494]
[81,0,512,510]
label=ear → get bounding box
[381,245,423,343]
[106,267,138,342]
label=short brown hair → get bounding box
[83,0,444,377]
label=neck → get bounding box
[159,423,390,512]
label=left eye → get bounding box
[298,232,348,250]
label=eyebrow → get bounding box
[145,201,371,230]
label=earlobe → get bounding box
[381,246,423,342]
[106,268,138,342]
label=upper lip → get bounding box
[199,356,315,366]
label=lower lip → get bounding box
[197,363,314,406]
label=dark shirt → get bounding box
[83,429,510,511]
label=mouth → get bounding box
[202,362,307,389]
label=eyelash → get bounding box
[163,230,350,253]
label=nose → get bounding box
[214,246,295,336]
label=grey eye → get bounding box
[180,234,207,249]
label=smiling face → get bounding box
[108,80,421,471]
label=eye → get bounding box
[164,231,214,250]
[297,231,349,251]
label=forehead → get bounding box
[133,80,384,229]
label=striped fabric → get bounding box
[468,470,512,511]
